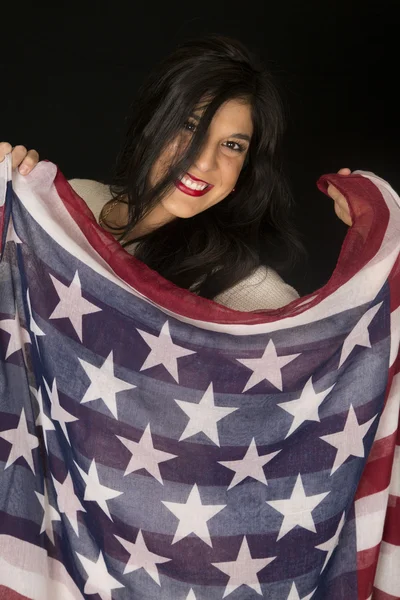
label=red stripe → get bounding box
[0,587,31,600]
[366,431,398,464]
[357,544,381,600]
[372,588,400,600]
[388,255,400,312]
[52,165,390,324]
[355,355,399,501]
[355,442,396,501]
[382,494,400,545]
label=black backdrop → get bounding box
[1,1,398,297]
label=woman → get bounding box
[0,35,352,310]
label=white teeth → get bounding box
[180,174,208,191]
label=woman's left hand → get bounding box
[327,167,353,226]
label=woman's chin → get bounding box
[161,199,201,220]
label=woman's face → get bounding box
[149,99,253,220]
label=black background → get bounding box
[1,1,398,296]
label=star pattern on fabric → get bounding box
[218,438,281,489]
[75,550,124,600]
[34,482,61,545]
[43,378,78,444]
[114,530,171,584]
[137,320,196,383]
[185,590,197,600]
[212,536,276,598]
[52,471,86,536]
[74,458,123,520]
[338,302,383,368]
[0,308,31,360]
[79,350,136,419]
[162,483,226,546]
[49,270,102,341]
[320,405,378,474]
[116,423,177,484]
[236,339,300,392]
[277,377,335,438]
[266,474,330,541]
[175,382,238,446]
[286,582,316,600]
[0,408,39,473]
[30,385,55,451]
[315,512,346,572]
[5,215,23,244]
[26,289,46,340]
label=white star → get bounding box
[266,474,330,541]
[137,320,196,383]
[277,377,335,438]
[26,289,46,339]
[74,458,123,520]
[49,271,101,342]
[0,309,31,360]
[320,405,378,474]
[185,590,197,600]
[79,351,136,419]
[116,423,177,484]
[0,408,38,473]
[286,582,316,600]
[34,482,61,545]
[162,483,226,546]
[236,339,300,392]
[52,471,86,536]
[218,438,281,489]
[43,378,78,444]
[338,302,383,368]
[114,530,171,584]
[30,385,55,451]
[212,536,276,597]
[315,512,346,571]
[76,550,124,600]
[175,383,238,446]
[5,216,23,245]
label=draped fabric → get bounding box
[0,153,399,600]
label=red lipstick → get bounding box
[174,173,214,197]
[187,173,208,183]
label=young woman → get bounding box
[0,35,352,311]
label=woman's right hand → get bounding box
[0,142,40,175]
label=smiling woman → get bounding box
[79,35,307,308]
[2,35,311,310]
[147,99,253,221]
[101,98,254,242]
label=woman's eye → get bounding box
[225,141,245,153]
[183,121,197,132]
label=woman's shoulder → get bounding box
[66,180,300,311]
[68,178,112,222]
[214,265,300,311]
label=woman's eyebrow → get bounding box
[190,113,251,142]
[230,133,251,142]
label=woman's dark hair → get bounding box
[106,34,307,299]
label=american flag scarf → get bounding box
[0,153,399,600]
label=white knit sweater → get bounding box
[68,178,300,311]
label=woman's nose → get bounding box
[194,142,217,172]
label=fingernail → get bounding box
[19,165,29,175]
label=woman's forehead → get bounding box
[193,99,253,130]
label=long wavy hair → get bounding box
[104,34,307,299]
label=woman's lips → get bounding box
[175,173,214,197]
[174,179,213,197]
[187,172,209,184]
